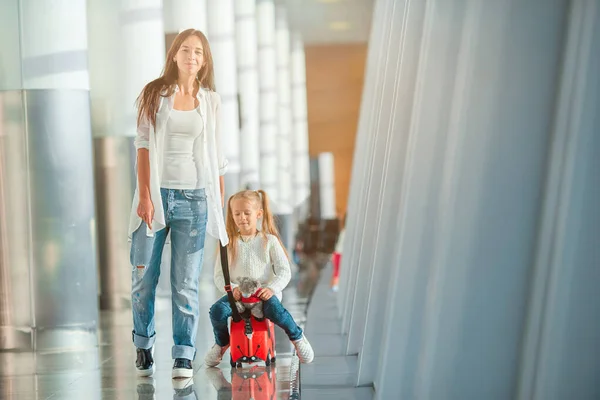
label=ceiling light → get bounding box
[329,21,351,31]
[318,0,343,3]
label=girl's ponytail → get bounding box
[225,195,239,264]
[257,190,289,260]
[257,190,277,236]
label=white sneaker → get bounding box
[204,344,229,367]
[293,336,314,364]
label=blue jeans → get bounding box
[209,295,303,347]
[130,188,208,360]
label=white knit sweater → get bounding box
[214,234,291,296]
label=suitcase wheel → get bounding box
[265,351,271,367]
[230,356,242,369]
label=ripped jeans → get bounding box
[130,188,207,360]
[209,295,303,347]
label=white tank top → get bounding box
[160,108,205,189]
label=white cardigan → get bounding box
[214,235,291,298]
[128,86,229,245]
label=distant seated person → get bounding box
[330,214,346,292]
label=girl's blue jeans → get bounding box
[209,295,303,347]
[130,188,207,361]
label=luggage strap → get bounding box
[220,243,243,322]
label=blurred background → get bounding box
[0,0,599,399]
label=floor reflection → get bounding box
[0,265,316,399]
[136,376,199,400]
[203,366,277,400]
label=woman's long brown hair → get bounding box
[136,29,215,128]
[225,190,290,265]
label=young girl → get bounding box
[204,190,314,366]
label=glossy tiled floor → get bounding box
[0,266,311,399]
[300,264,374,400]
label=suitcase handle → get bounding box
[220,243,243,323]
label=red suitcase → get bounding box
[229,316,276,368]
[220,244,277,369]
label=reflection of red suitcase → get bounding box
[230,316,276,368]
[219,244,277,369]
[231,366,276,400]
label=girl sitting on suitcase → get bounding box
[204,189,315,366]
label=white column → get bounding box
[88,0,119,138]
[275,4,293,215]
[119,0,166,136]
[290,32,310,208]
[351,0,427,386]
[88,0,166,304]
[338,0,392,334]
[516,2,600,399]
[318,153,336,219]
[20,0,89,89]
[256,0,279,205]
[163,0,207,33]
[207,0,241,195]
[89,0,165,138]
[6,0,99,356]
[339,0,585,398]
[235,0,260,189]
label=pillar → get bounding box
[207,0,241,197]
[515,2,600,399]
[340,0,600,398]
[235,0,261,190]
[275,3,294,248]
[0,0,31,351]
[0,0,98,351]
[163,0,207,34]
[257,0,280,206]
[350,0,426,386]
[88,0,166,307]
[337,0,392,331]
[371,1,570,395]
[318,153,337,219]
[290,32,311,217]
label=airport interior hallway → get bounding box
[0,264,314,400]
[1,0,599,398]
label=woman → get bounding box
[128,29,228,379]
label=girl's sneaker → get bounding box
[204,344,230,367]
[292,336,314,363]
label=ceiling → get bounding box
[285,0,375,45]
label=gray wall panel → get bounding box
[340,0,600,398]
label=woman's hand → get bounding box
[233,287,242,301]
[256,288,274,301]
[219,176,225,207]
[137,196,154,230]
